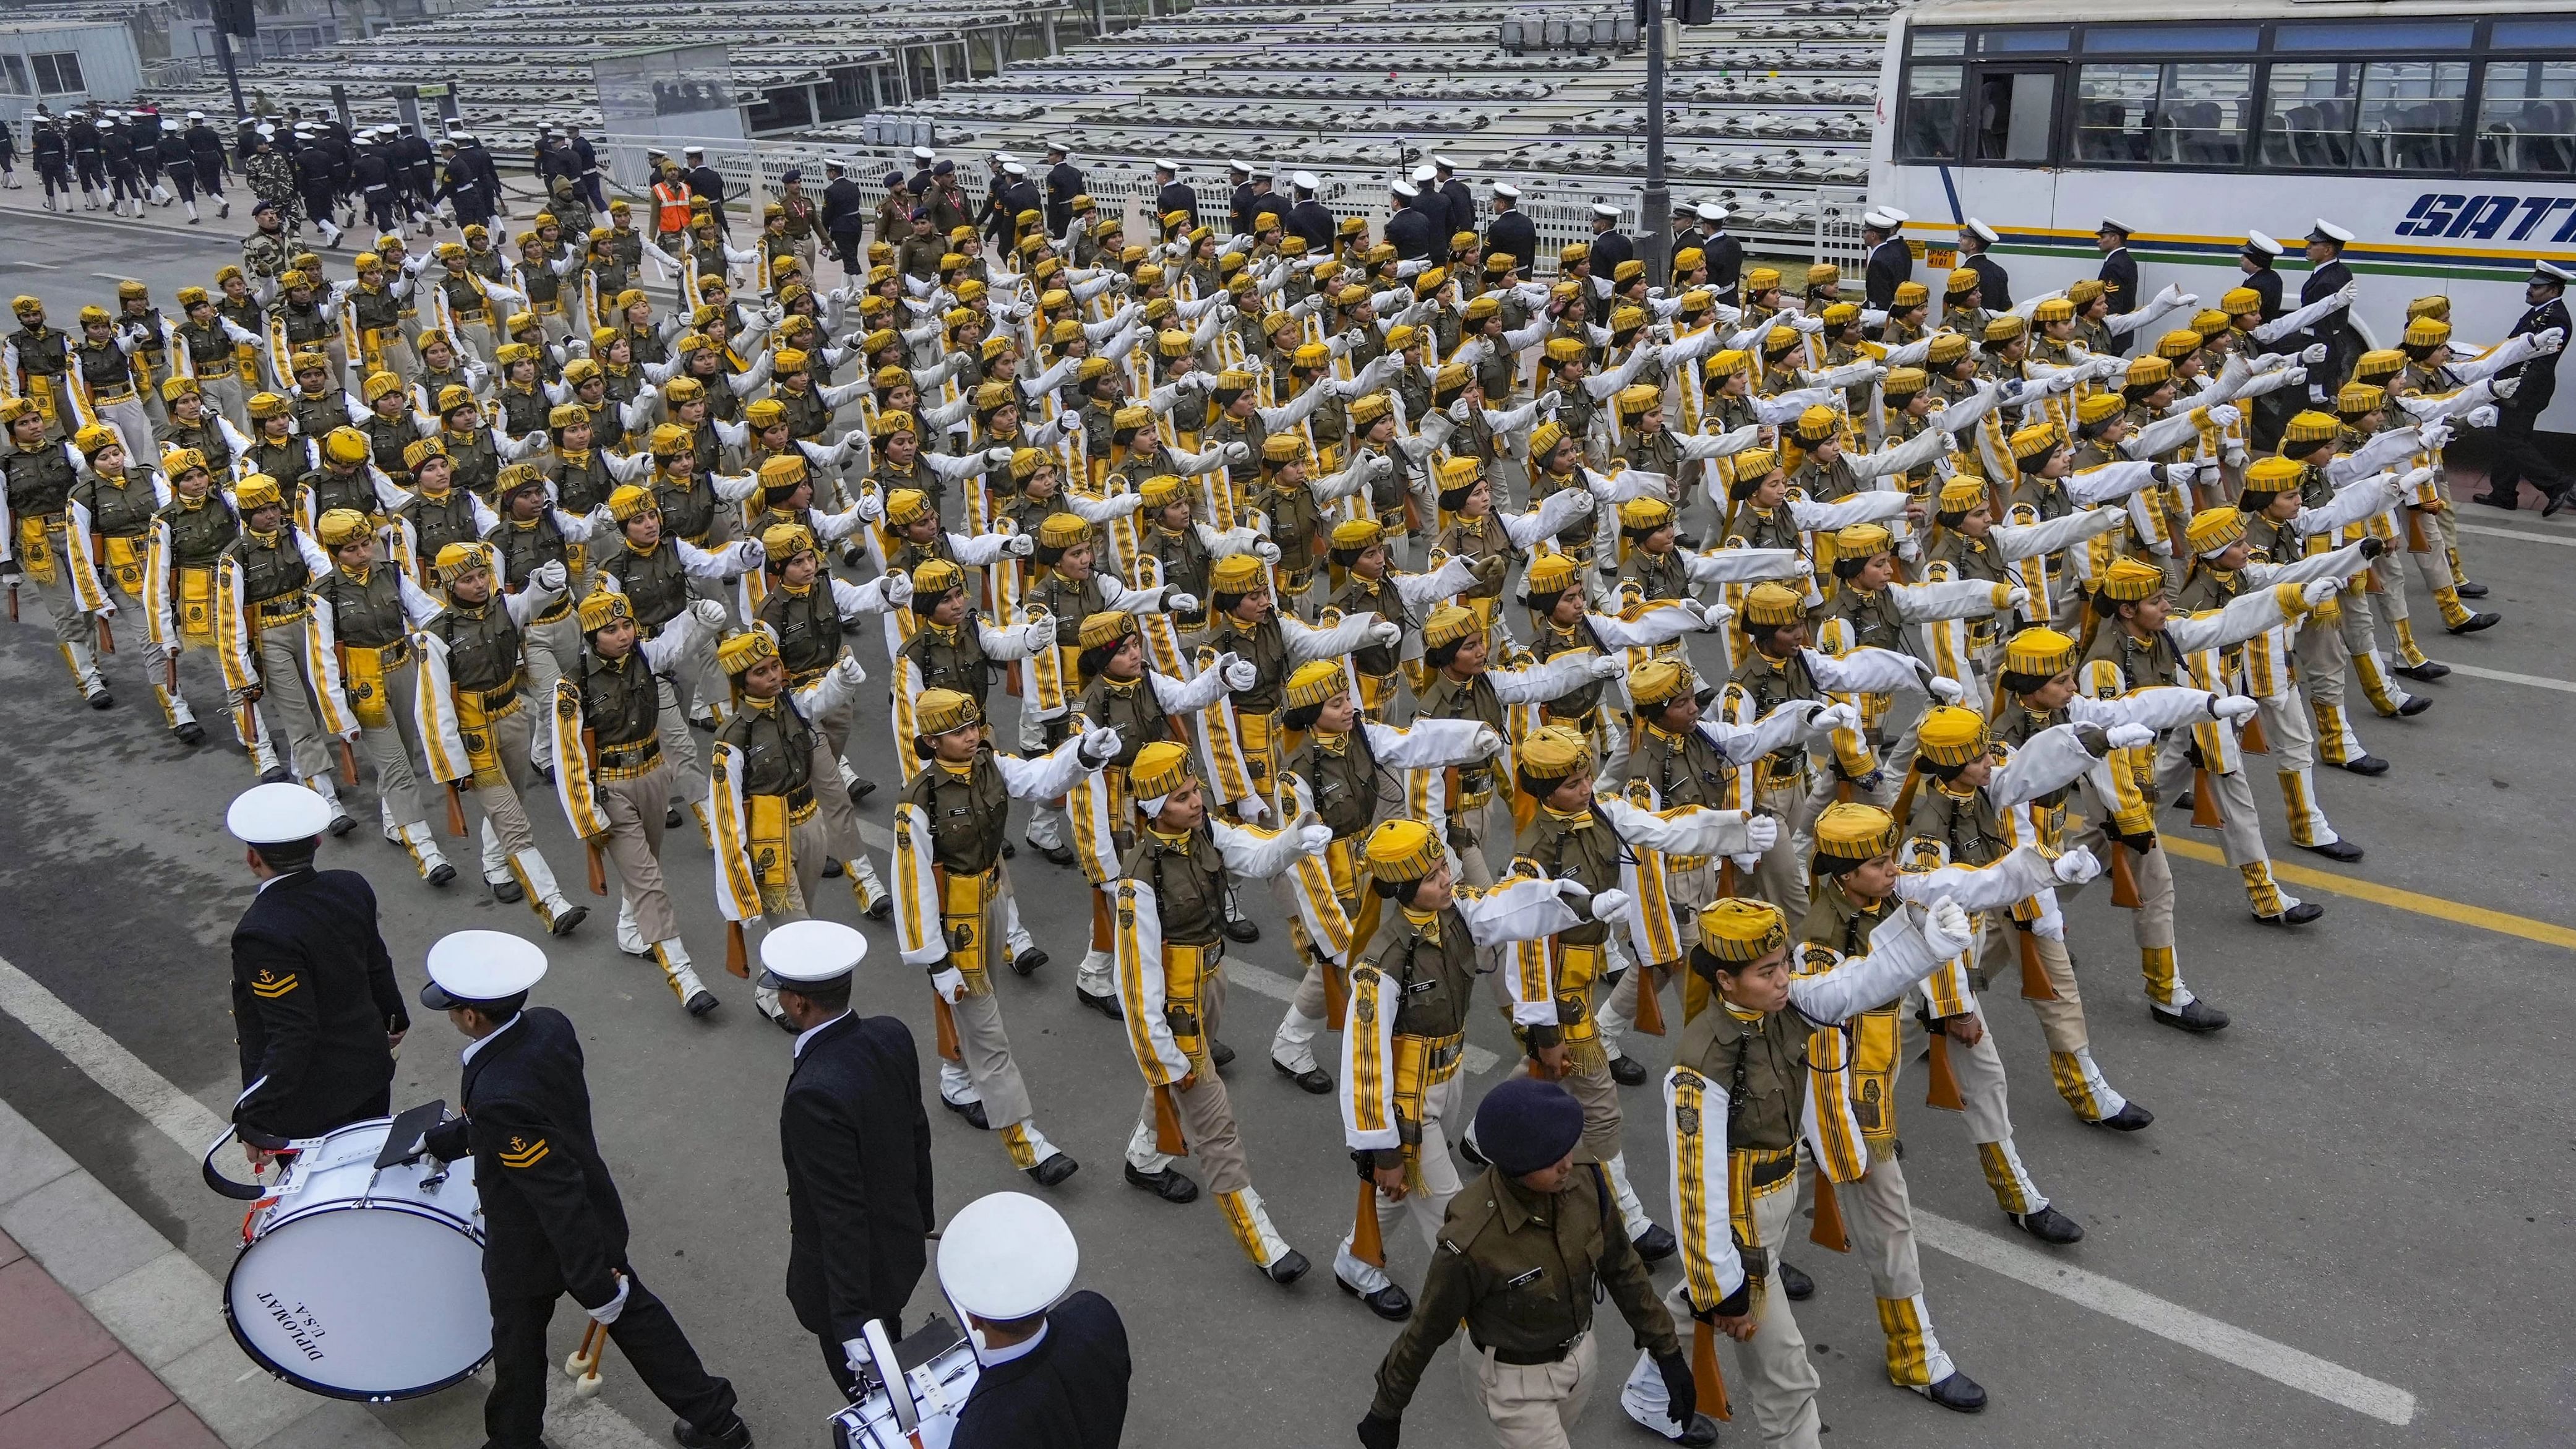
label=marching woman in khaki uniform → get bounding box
[1334,817,1602,1320]
[411,540,589,934]
[68,423,198,737]
[213,475,354,826]
[1106,740,1335,1283]
[303,505,458,888]
[551,589,729,1015]
[1607,895,1975,1449]
[885,686,1107,1185]
[1266,658,1500,1094]
[1,398,114,705]
[145,448,273,772]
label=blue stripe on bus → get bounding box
[1938,166,1963,229]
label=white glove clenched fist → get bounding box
[1814,701,1861,734]
[1226,441,1252,465]
[833,654,864,684]
[2207,403,2240,429]
[1165,590,1199,613]
[1297,822,1334,853]
[2052,846,2100,885]
[2106,722,2157,749]
[2004,586,2031,612]
[1586,653,1626,681]
[1742,814,1780,853]
[1254,540,1281,564]
[985,446,1015,465]
[1080,726,1123,763]
[2213,694,2259,721]
[1927,675,1964,702]
[532,560,568,590]
[882,570,913,606]
[1920,897,1975,961]
[1472,725,1503,758]
[1368,619,1402,647]
[690,598,727,627]
[1223,656,1256,690]
[930,967,967,1004]
[2301,578,2341,607]
[1587,887,1631,922]
[1004,533,1036,557]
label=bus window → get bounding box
[1976,69,2058,162]
[2261,61,2358,170]
[2161,64,2252,166]
[1900,64,1964,160]
[2356,61,2468,172]
[2478,59,2576,177]
[2075,64,2158,163]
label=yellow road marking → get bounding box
[2162,838,2576,950]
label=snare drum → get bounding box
[830,1315,981,1449]
[215,1113,491,1401]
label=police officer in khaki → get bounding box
[1357,1075,1709,1449]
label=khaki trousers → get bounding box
[353,658,429,828]
[251,618,327,781]
[2057,822,2194,1011]
[474,704,541,856]
[1340,1068,1467,1288]
[1745,776,1824,919]
[2152,729,2289,918]
[1828,1145,1955,1389]
[1125,961,1252,1195]
[596,763,680,944]
[1458,1329,1597,1449]
[521,610,580,769]
[1730,1163,1823,1447]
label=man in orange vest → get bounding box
[652,162,692,254]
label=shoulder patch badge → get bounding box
[499,1135,549,1169]
[249,969,298,999]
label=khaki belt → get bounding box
[596,739,663,778]
[251,596,309,622]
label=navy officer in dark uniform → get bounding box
[2095,215,2139,316]
[1042,142,1082,238]
[2477,259,2575,514]
[1153,158,1197,228]
[2299,219,2361,398]
[421,931,752,1449]
[942,1190,1131,1449]
[762,920,935,1402]
[1958,217,2011,311]
[1861,206,1913,312]
[226,781,408,1163]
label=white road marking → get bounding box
[89,271,139,285]
[1915,1212,2416,1425]
[2443,663,2576,694]
[0,950,663,1448]
[2455,521,2576,547]
[0,950,225,1154]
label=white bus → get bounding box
[1871,0,2576,429]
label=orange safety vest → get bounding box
[653,180,692,236]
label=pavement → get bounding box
[1,199,2575,1449]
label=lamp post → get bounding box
[1640,3,1670,283]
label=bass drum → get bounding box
[215,1114,491,1401]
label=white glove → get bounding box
[841,1339,869,1382]
[1078,726,1122,763]
[2335,282,2359,308]
[2212,694,2259,722]
[1222,656,1256,690]
[833,653,865,686]
[1003,533,1036,557]
[1813,701,1861,735]
[1226,441,1252,465]
[1297,822,1334,854]
[1472,725,1503,759]
[2051,846,2100,885]
[2418,424,2452,453]
[1016,621,1053,653]
[1253,539,1281,564]
[1790,313,1823,334]
[855,488,885,522]
[1234,794,1269,823]
[531,560,568,590]
[586,1274,630,1326]
[2206,403,2239,428]
[1926,674,1964,703]
[1741,814,1780,853]
[1565,489,1597,517]
[2401,465,2436,491]
[2105,722,2157,750]
[1698,598,1734,630]
[689,598,726,627]
[1447,398,1472,423]
[2300,578,2341,607]
[2225,446,2249,468]
[2032,911,2066,943]
[882,569,913,606]
[1365,454,1395,481]
[2095,355,2129,381]
[1537,387,1563,413]
[2160,462,2199,485]
[2281,367,2308,389]
[2309,384,2330,405]
[1166,590,1200,613]
[2495,377,2521,401]
[1058,410,1083,434]
[1586,653,1626,681]
[1367,619,1402,647]
[1587,887,1631,923]
[929,966,967,1004]
[2466,406,2499,429]
[985,446,1016,465]
[2003,586,2030,613]
[2301,343,2328,365]
[2538,327,2567,355]
[1918,897,1975,961]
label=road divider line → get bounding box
[1916,1213,2416,1425]
[2161,839,2576,949]
[2442,662,2576,694]
[2455,521,2576,547]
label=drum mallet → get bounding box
[564,1321,608,1399]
